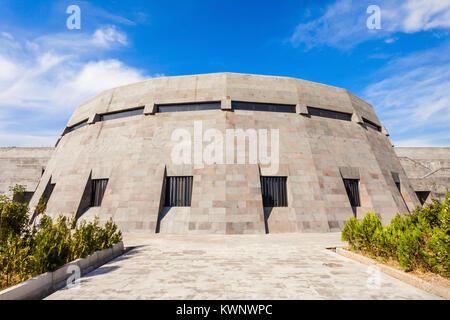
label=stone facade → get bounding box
[19,73,422,234]
[395,147,450,202]
[0,147,53,199]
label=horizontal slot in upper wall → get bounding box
[157,102,221,113]
[307,106,352,121]
[64,119,88,134]
[99,107,144,122]
[363,118,381,132]
[232,101,296,113]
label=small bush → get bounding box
[0,185,30,243]
[341,216,358,247]
[341,192,450,277]
[0,187,122,289]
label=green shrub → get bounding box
[0,186,123,289]
[0,233,33,287]
[354,211,382,254]
[0,185,30,243]
[396,226,421,271]
[30,215,73,273]
[341,192,449,277]
[341,216,358,247]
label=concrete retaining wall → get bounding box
[0,242,124,300]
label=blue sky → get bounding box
[0,0,449,147]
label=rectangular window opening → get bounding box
[99,107,144,122]
[157,102,220,113]
[260,176,288,207]
[343,179,360,208]
[13,191,34,204]
[90,179,108,207]
[65,119,88,134]
[232,101,296,113]
[363,118,382,132]
[307,106,352,121]
[164,176,193,207]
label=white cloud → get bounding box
[92,26,127,47]
[290,0,450,50]
[0,55,19,81]
[31,25,128,52]
[387,0,450,33]
[0,26,152,147]
[1,32,14,40]
[363,43,450,146]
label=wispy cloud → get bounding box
[363,41,450,146]
[0,26,153,147]
[290,0,450,50]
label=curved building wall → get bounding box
[29,73,420,234]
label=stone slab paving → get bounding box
[45,233,439,300]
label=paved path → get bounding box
[46,233,439,300]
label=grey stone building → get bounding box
[1,73,448,234]
[395,147,450,203]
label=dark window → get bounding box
[65,119,88,134]
[164,176,193,207]
[363,118,381,131]
[13,191,34,204]
[307,107,352,121]
[158,102,220,113]
[33,180,55,219]
[391,172,409,212]
[260,176,288,207]
[415,191,430,205]
[90,179,108,207]
[232,101,296,113]
[42,182,55,204]
[99,107,144,121]
[343,179,360,207]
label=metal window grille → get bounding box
[260,176,288,207]
[158,102,221,113]
[90,179,108,207]
[343,179,360,207]
[164,176,193,207]
[232,101,296,113]
[307,106,352,121]
[99,107,144,121]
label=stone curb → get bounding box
[0,241,124,300]
[335,247,449,300]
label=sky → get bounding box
[0,0,449,147]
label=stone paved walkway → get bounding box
[46,233,439,300]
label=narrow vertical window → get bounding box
[260,176,288,207]
[343,179,360,207]
[164,176,193,207]
[391,172,409,213]
[90,179,108,207]
[41,180,55,205]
